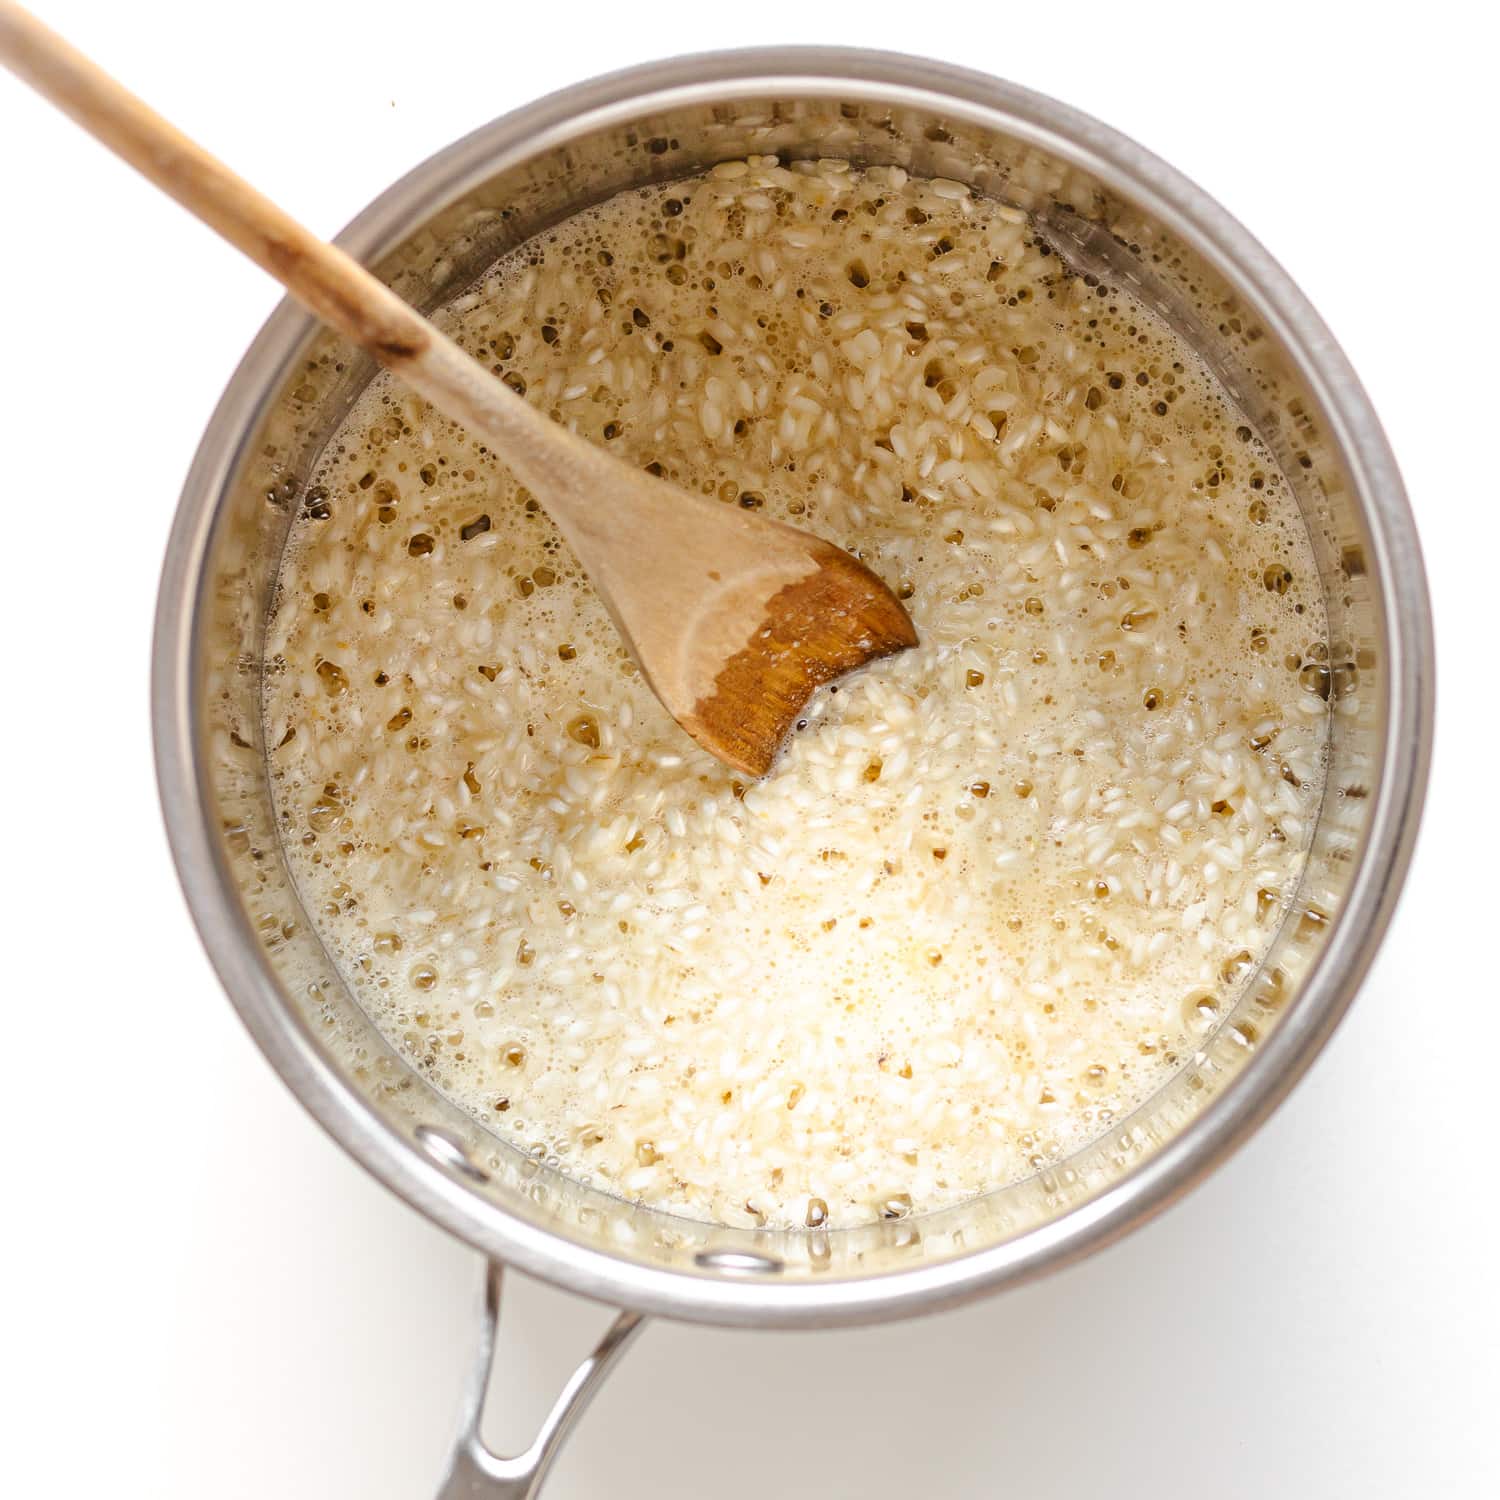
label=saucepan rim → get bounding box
[151,46,1433,1328]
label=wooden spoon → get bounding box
[0,3,916,777]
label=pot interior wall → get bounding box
[191,80,1383,1290]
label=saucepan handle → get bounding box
[434,1259,647,1500]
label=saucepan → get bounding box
[152,49,1433,1499]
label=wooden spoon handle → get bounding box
[0,2,594,496]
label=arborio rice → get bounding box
[265,158,1330,1229]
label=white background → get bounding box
[3,2,1496,1495]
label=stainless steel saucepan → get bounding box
[152,49,1433,1499]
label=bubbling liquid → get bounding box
[265,158,1330,1229]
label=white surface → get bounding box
[3,2,1495,1495]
